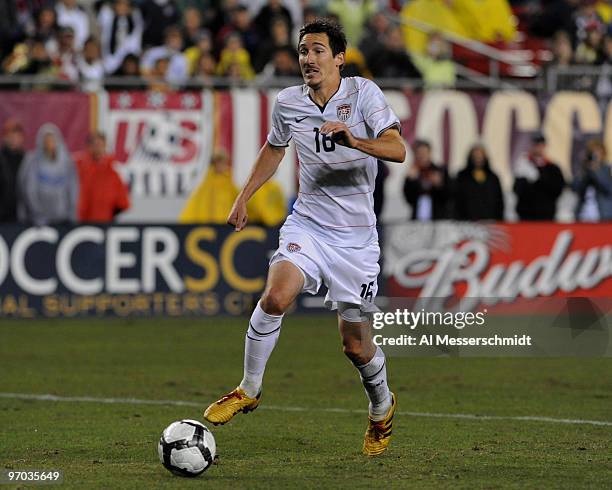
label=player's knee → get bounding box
[342,339,370,365]
[260,289,290,315]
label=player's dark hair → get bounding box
[298,19,347,58]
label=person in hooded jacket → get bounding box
[17,123,79,225]
[453,143,504,221]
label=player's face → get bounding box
[298,33,343,89]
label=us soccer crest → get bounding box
[336,104,352,122]
[287,243,301,253]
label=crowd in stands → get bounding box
[398,133,612,222]
[0,1,610,90]
[2,115,611,224]
[1,0,612,225]
[0,120,130,225]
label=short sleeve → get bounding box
[266,97,291,147]
[360,79,400,138]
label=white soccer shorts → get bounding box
[269,217,380,313]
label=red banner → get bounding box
[384,222,612,305]
[0,92,92,152]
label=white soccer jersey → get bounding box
[267,76,400,248]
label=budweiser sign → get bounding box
[384,223,612,311]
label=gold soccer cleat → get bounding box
[362,392,396,456]
[203,387,261,425]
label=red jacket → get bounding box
[76,152,130,222]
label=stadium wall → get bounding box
[1,89,610,223]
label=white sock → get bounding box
[355,346,392,421]
[238,301,283,398]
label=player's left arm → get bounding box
[319,122,406,163]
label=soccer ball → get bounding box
[158,419,216,477]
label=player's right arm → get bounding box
[227,142,286,231]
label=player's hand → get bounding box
[320,121,357,148]
[227,198,248,231]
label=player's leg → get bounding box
[338,310,396,456]
[239,260,304,396]
[203,260,304,425]
[338,309,393,418]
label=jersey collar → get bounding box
[303,77,344,113]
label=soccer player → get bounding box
[204,20,406,456]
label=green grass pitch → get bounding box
[0,316,610,489]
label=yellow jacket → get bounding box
[216,48,255,80]
[179,168,238,223]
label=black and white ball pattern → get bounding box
[158,419,216,477]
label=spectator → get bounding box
[181,6,204,48]
[253,0,293,43]
[302,6,318,26]
[550,30,575,67]
[0,119,26,222]
[327,0,377,46]
[411,31,456,88]
[256,45,300,82]
[115,52,141,78]
[403,140,450,220]
[76,131,130,222]
[572,138,612,221]
[14,38,55,77]
[0,0,20,60]
[216,33,255,80]
[106,53,145,89]
[453,143,504,221]
[98,0,144,75]
[141,25,188,85]
[140,0,181,48]
[36,7,59,52]
[543,30,579,90]
[192,51,217,86]
[184,30,213,76]
[574,21,604,63]
[369,25,421,80]
[77,37,105,91]
[13,0,46,40]
[359,11,391,69]
[51,26,79,83]
[217,5,259,59]
[342,46,373,78]
[179,149,238,223]
[145,56,172,91]
[248,0,303,29]
[55,0,90,50]
[17,123,79,225]
[254,16,291,72]
[574,0,604,45]
[513,133,565,221]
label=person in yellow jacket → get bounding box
[180,149,238,223]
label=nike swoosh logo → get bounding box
[295,116,308,123]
